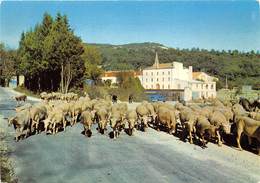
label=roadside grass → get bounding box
[217,89,259,102]
[14,86,40,98]
[0,127,18,183]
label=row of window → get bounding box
[145,77,171,82]
[145,71,171,76]
[146,84,171,89]
[195,84,214,90]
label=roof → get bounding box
[145,63,173,70]
[102,70,142,77]
[192,72,204,78]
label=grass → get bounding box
[14,86,40,98]
[0,128,18,183]
[217,88,260,102]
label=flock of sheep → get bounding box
[8,91,260,155]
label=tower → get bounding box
[153,52,159,69]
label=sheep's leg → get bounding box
[236,128,243,151]
[84,126,87,136]
[15,128,20,142]
[189,125,193,144]
[52,123,56,134]
[63,117,66,132]
[216,130,222,147]
[248,136,252,145]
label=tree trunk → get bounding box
[61,64,64,93]
[64,62,72,94]
[38,75,41,91]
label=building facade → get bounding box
[139,53,217,101]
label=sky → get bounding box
[1,1,260,51]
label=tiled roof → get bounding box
[145,63,173,69]
[103,70,142,77]
[192,72,203,78]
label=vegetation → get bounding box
[92,42,260,89]
[0,128,18,183]
[85,74,147,102]
[0,43,16,87]
[1,13,102,93]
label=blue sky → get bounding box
[1,1,260,51]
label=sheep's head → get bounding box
[8,117,16,127]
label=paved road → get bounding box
[0,87,259,183]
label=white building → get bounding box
[139,53,217,101]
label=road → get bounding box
[0,87,259,183]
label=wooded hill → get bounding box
[91,42,260,89]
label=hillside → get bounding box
[90,42,260,89]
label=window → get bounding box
[211,84,214,89]
[146,78,148,82]
[157,78,159,82]
[168,77,170,81]
[168,71,170,75]
[146,72,148,76]
[206,84,208,89]
[151,78,153,82]
[151,72,153,76]
[168,85,170,89]
[157,72,159,75]
[196,84,198,88]
[162,72,164,75]
[162,78,164,82]
[162,85,164,89]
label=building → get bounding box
[101,53,217,101]
[139,53,217,101]
[101,70,142,84]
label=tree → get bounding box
[0,43,16,86]
[82,45,103,85]
[17,12,85,93]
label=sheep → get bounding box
[30,104,47,134]
[209,111,231,134]
[110,110,124,139]
[136,104,150,131]
[126,110,138,136]
[232,103,249,117]
[81,110,94,137]
[155,106,177,135]
[195,115,221,147]
[96,107,109,134]
[8,109,31,141]
[249,112,260,121]
[179,108,198,144]
[234,116,260,155]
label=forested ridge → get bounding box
[92,42,260,88]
